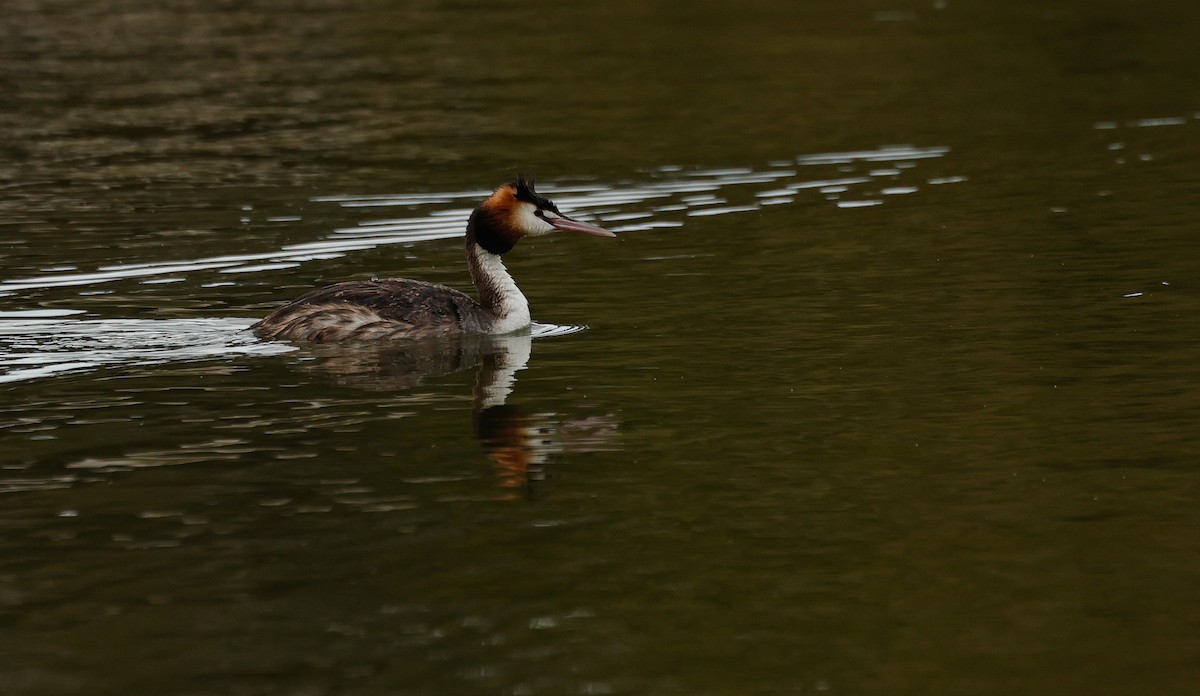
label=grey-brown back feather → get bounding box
[252,279,497,341]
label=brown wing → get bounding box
[252,279,485,341]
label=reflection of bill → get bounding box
[301,332,618,497]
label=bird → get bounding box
[252,177,615,342]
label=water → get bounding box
[3,1,1200,694]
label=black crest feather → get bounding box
[512,174,559,213]
[514,174,537,201]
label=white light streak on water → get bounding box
[530,322,589,338]
[687,205,760,217]
[1128,117,1188,128]
[681,195,725,205]
[0,309,86,318]
[796,145,950,165]
[608,221,685,233]
[219,263,302,274]
[788,177,872,191]
[599,211,654,222]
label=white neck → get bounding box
[467,243,531,333]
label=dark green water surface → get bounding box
[2,1,1199,694]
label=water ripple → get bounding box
[0,146,959,296]
[0,317,293,384]
[0,318,586,385]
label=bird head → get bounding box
[471,176,615,255]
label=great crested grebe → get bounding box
[252,177,615,342]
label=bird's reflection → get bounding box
[469,335,548,496]
[297,332,616,497]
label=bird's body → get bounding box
[252,178,613,342]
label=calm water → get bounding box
[3,1,1200,694]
